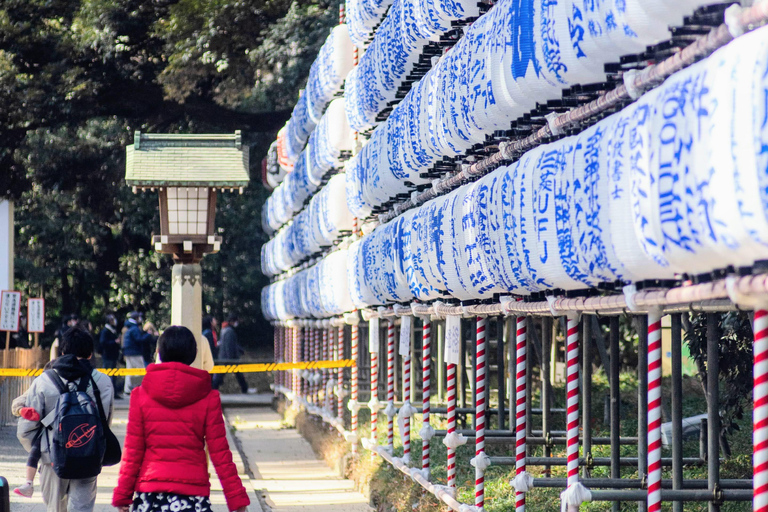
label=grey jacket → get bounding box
[217,326,243,361]
[17,367,114,464]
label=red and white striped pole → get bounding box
[322,326,329,409]
[647,310,663,512]
[421,319,432,476]
[293,325,300,400]
[446,358,458,489]
[515,316,528,512]
[755,308,768,512]
[338,325,345,420]
[387,321,396,453]
[273,325,279,394]
[474,316,488,510]
[403,334,412,464]
[315,325,322,405]
[279,326,285,388]
[310,327,317,404]
[564,314,582,512]
[370,321,380,458]
[302,326,309,400]
[351,320,360,454]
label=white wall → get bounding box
[0,200,14,291]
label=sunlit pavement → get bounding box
[2,396,370,512]
[2,396,241,512]
[227,407,371,512]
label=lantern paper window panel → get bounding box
[167,187,210,236]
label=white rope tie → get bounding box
[470,451,491,471]
[622,284,640,312]
[510,471,535,493]
[622,69,643,100]
[724,4,746,37]
[368,396,383,412]
[419,424,435,441]
[560,482,592,512]
[545,112,561,136]
[442,431,468,450]
[347,399,361,413]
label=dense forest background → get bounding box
[0,0,339,346]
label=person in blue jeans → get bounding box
[122,312,154,395]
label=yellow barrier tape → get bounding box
[0,359,356,378]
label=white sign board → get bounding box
[369,317,380,352]
[28,298,45,333]
[0,201,13,293]
[0,290,21,332]
[444,315,461,365]
[399,316,412,358]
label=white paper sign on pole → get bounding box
[28,298,45,333]
[444,315,461,365]
[0,290,21,332]
[399,316,412,359]
[369,317,380,352]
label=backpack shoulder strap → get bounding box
[44,370,67,395]
[76,373,90,393]
[89,374,109,427]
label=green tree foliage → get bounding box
[684,311,753,454]
[3,0,338,345]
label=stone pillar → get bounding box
[0,200,13,292]
[171,263,213,371]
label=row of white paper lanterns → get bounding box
[260,0,764,319]
[262,250,356,320]
[344,0,720,219]
[265,26,768,318]
[261,174,355,277]
[344,0,481,133]
[264,99,354,234]
[342,28,768,307]
[275,25,355,173]
[345,0,392,47]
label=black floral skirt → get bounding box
[132,492,213,512]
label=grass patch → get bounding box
[278,369,753,512]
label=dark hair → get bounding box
[226,313,239,323]
[158,326,197,365]
[60,327,94,358]
[202,315,213,331]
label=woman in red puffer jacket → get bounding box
[112,326,250,512]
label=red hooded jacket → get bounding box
[112,363,250,511]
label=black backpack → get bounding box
[45,370,106,479]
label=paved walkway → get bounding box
[1,397,370,512]
[226,407,371,512]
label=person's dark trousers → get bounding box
[212,372,248,394]
[102,358,121,396]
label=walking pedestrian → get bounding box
[141,320,159,366]
[202,316,218,360]
[122,312,153,396]
[99,314,122,399]
[17,327,114,512]
[50,315,79,361]
[112,326,250,512]
[212,314,249,394]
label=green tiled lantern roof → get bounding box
[125,131,250,188]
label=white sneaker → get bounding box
[14,482,33,498]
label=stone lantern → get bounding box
[125,131,249,369]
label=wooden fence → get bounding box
[0,348,47,425]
